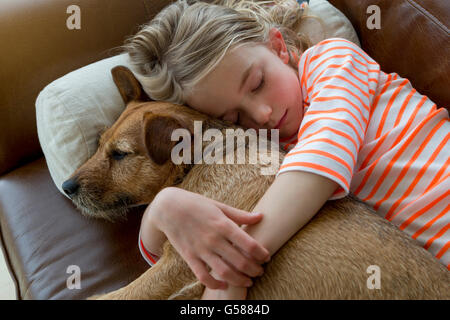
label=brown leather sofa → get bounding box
[0,0,448,299]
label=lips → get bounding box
[274,110,288,130]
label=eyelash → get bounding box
[252,75,265,92]
[228,72,263,124]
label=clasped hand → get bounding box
[150,187,270,289]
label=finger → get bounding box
[214,238,264,278]
[227,224,270,263]
[203,252,253,288]
[187,256,227,290]
[215,202,263,226]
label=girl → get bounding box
[126,0,449,299]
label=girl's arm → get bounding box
[244,170,338,256]
[139,201,168,258]
[202,170,338,299]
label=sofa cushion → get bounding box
[0,157,148,299]
[300,0,361,47]
[36,54,132,196]
[329,0,450,109]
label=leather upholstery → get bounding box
[329,0,450,110]
[0,0,449,299]
[0,158,149,299]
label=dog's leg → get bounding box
[90,241,197,300]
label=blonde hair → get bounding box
[123,0,315,104]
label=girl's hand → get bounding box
[150,187,270,290]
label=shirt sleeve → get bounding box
[138,229,160,267]
[277,38,379,199]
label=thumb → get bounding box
[216,202,263,225]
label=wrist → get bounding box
[150,187,179,231]
[202,284,248,300]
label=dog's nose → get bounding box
[62,178,80,198]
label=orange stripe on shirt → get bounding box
[424,167,450,194]
[140,237,157,265]
[354,104,439,197]
[279,161,349,190]
[309,75,371,99]
[412,204,450,240]
[291,137,356,165]
[308,53,367,80]
[388,173,450,222]
[298,117,363,146]
[358,92,423,172]
[285,149,353,174]
[372,119,447,212]
[375,79,410,139]
[311,84,370,112]
[424,223,450,250]
[299,126,359,152]
[309,62,369,90]
[398,190,449,229]
[384,132,449,219]
[436,241,449,260]
[310,40,378,66]
[369,74,395,120]
[306,106,365,132]
[300,50,311,94]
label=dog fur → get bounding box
[64,66,449,299]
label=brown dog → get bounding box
[63,66,449,299]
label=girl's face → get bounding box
[185,28,304,139]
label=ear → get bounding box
[267,27,290,64]
[142,112,192,165]
[111,66,151,104]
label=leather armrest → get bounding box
[329,0,450,110]
[0,0,171,176]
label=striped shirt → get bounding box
[138,229,160,267]
[278,38,449,269]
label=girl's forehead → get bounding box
[226,42,267,63]
[185,44,271,115]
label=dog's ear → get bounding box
[142,112,192,165]
[111,66,151,104]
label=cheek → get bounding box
[272,76,300,112]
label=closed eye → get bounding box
[252,74,264,92]
[111,150,129,160]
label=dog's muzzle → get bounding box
[62,178,80,198]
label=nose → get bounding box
[251,104,272,127]
[62,178,80,198]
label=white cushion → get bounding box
[36,1,360,197]
[36,54,132,195]
[302,0,361,46]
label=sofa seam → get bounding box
[406,0,449,35]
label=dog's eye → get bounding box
[111,150,129,160]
